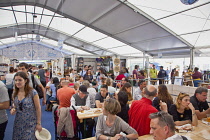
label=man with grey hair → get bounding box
[190,87,210,120]
[57,80,75,109]
[150,111,189,140]
[129,85,167,136]
[82,80,97,108]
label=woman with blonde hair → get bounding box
[96,98,138,140]
[169,93,198,126]
[153,84,173,111]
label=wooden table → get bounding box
[77,108,102,138]
[82,137,96,140]
[138,120,210,140]
[200,83,210,88]
[77,108,102,123]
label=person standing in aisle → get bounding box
[18,62,46,105]
[0,81,9,140]
[157,66,167,84]
[38,65,46,87]
[132,65,138,86]
[192,67,202,87]
[5,67,15,106]
[166,67,170,81]
[10,72,42,139]
[149,64,158,85]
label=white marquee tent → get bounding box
[0,0,209,60]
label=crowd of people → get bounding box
[0,63,209,140]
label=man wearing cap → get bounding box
[71,85,90,110]
[70,85,94,138]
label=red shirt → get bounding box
[116,74,125,81]
[129,98,158,136]
[57,87,76,109]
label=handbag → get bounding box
[31,75,44,99]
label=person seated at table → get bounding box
[169,93,198,126]
[134,80,147,100]
[129,85,167,136]
[96,98,138,140]
[106,78,116,96]
[46,77,59,111]
[116,77,129,88]
[82,80,97,108]
[150,111,189,140]
[119,82,133,102]
[73,83,80,94]
[70,85,94,138]
[98,78,107,93]
[76,75,83,86]
[192,67,202,87]
[115,91,129,123]
[57,80,75,109]
[68,77,74,88]
[153,84,173,112]
[190,87,210,120]
[95,84,109,108]
[115,70,125,82]
[83,69,93,83]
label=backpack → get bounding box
[31,74,44,99]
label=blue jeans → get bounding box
[47,96,56,104]
[193,80,201,87]
[0,121,8,140]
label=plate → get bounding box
[175,124,193,132]
[202,118,210,125]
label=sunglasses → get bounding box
[19,102,23,111]
[157,112,168,126]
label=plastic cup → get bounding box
[207,114,210,123]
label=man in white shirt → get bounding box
[134,80,146,100]
[150,111,190,140]
[70,85,93,138]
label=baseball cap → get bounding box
[79,85,89,94]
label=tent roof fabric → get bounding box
[0,0,209,59]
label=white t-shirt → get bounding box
[5,73,15,85]
[108,86,116,94]
[166,134,191,140]
[134,87,142,100]
[46,81,52,96]
[0,81,9,124]
[87,87,97,108]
